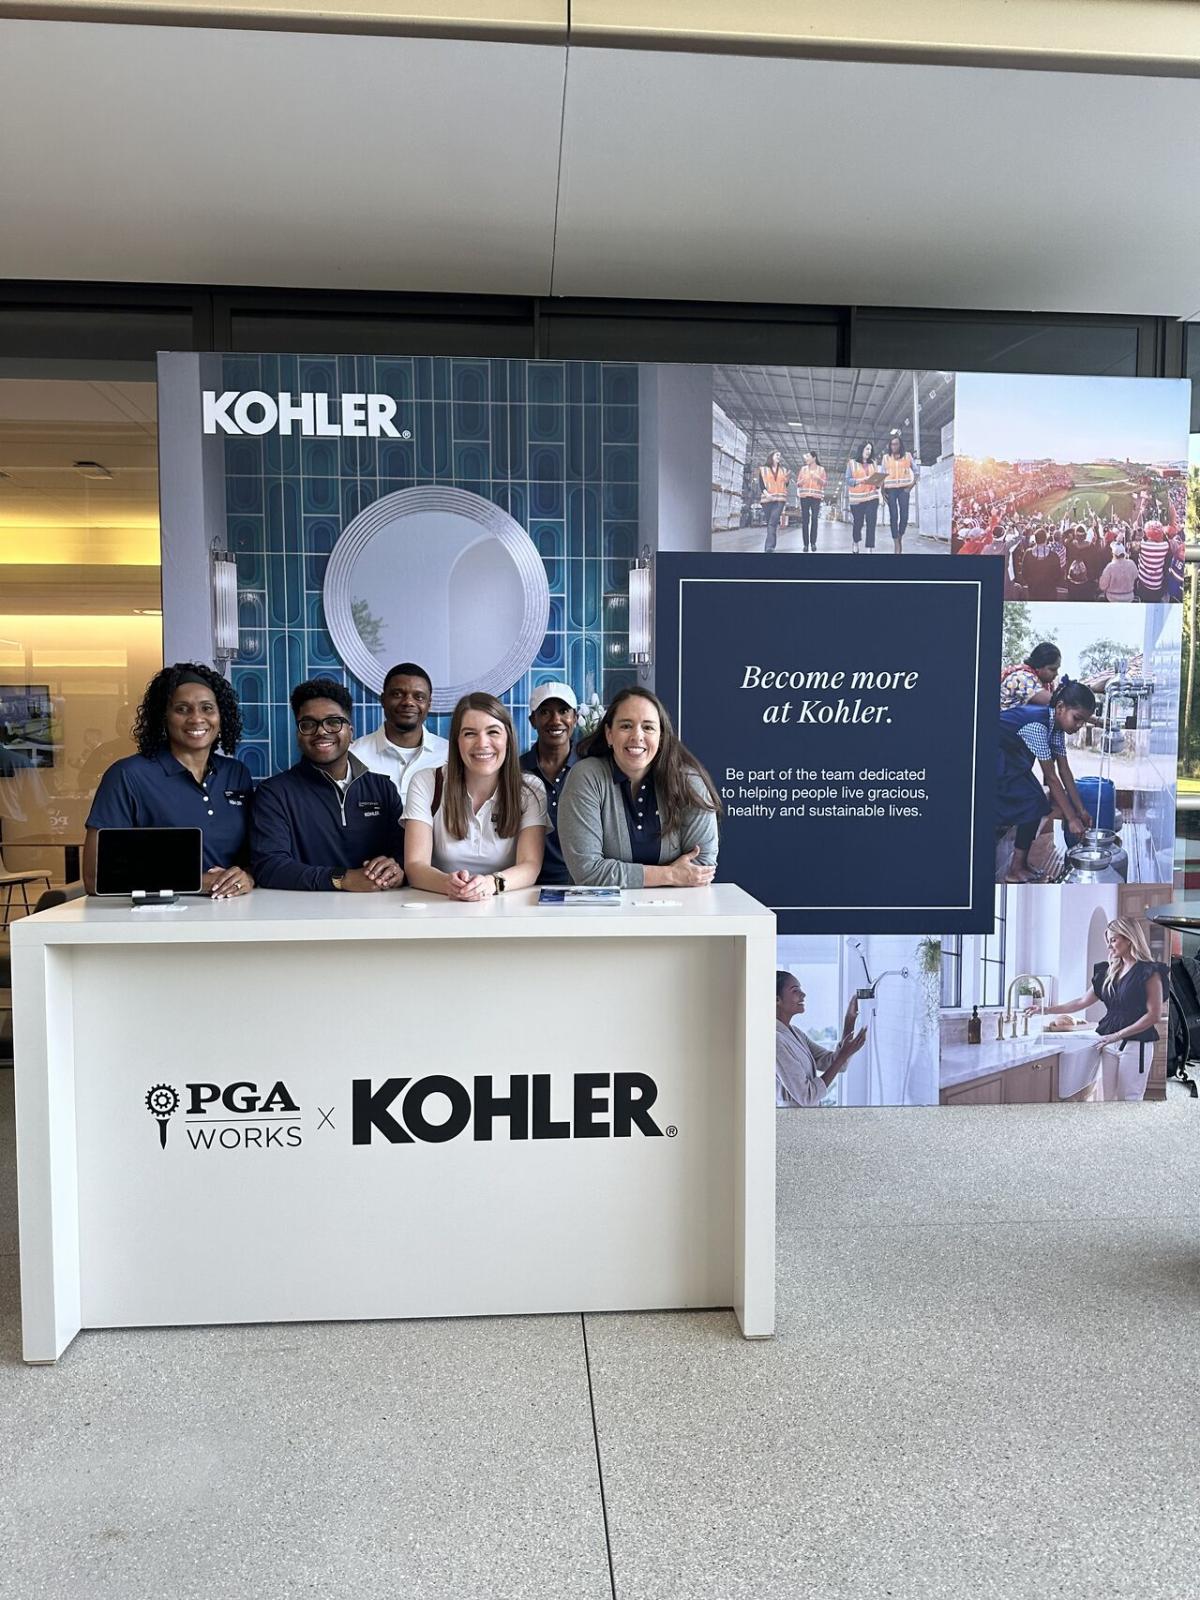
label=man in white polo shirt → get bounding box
[349,661,449,808]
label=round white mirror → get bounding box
[322,487,550,711]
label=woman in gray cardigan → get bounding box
[557,688,721,888]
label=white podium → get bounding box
[12,885,776,1362]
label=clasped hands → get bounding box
[445,869,497,902]
[341,857,405,892]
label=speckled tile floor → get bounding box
[2,1076,1197,1599]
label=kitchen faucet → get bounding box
[1002,974,1046,1038]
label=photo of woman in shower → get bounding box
[775,971,866,1107]
[775,935,941,1107]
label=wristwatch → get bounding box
[493,874,507,894]
[331,871,346,891]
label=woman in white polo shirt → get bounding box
[404,692,546,900]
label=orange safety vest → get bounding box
[759,465,789,501]
[847,461,879,503]
[883,451,915,490]
[798,465,826,499]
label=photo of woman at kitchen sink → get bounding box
[938,884,1171,1104]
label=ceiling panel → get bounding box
[554,48,1200,316]
[0,380,159,530]
[2,23,1199,318]
[0,21,566,294]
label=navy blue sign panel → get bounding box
[656,555,1003,934]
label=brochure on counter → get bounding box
[537,887,621,906]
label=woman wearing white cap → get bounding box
[519,680,580,886]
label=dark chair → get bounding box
[0,888,84,1066]
[1168,954,1200,1098]
[0,845,52,930]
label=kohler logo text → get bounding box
[352,1073,666,1145]
[202,390,400,437]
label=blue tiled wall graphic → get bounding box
[225,356,639,777]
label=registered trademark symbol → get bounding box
[401,429,413,440]
[665,1125,678,1138]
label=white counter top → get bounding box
[13,879,777,1360]
[940,1028,1100,1090]
[12,883,775,947]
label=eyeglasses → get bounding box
[297,715,351,734]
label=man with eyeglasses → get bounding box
[250,678,405,891]
[349,661,448,808]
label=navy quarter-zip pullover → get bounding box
[250,753,404,891]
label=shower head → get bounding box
[854,966,910,1001]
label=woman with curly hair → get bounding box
[557,687,721,888]
[83,662,255,898]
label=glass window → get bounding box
[853,313,1144,377]
[0,375,162,913]
[226,306,533,357]
[541,310,842,364]
[0,304,199,379]
[941,887,1008,1009]
[1185,327,1200,433]
[980,886,1009,1008]
[941,934,963,1008]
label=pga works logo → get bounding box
[144,1073,674,1151]
[146,1080,304,1151]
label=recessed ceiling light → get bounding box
[72,460,113,480]
[133,607,162,617]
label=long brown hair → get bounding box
[441,693,524,841]
[580,687,721,834]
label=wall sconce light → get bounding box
[628,547,652,668]
[238,590,265,660]
[211,547,239,665]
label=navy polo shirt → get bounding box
[520,743,579,885]
[249,754,405,891]
[611,754,662,867]
[86,749,254,870]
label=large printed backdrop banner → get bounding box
[154,354,1190,1105]
[656,555,1003,933]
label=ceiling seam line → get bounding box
[547,7,571,303]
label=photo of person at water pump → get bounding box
[996,680,1097,884]
[997,600,1180,884]
[999,643,1062,710]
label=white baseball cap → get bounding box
[530,681,578,713]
